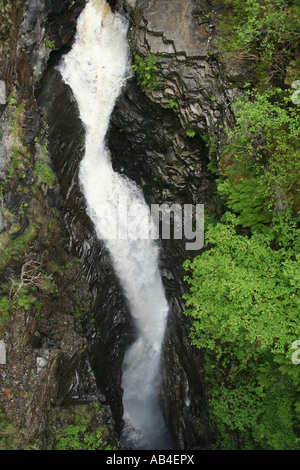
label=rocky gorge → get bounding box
[0,0,250,450]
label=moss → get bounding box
[0,188,46,264]
[0,232,10,253]
[7,147,27,179]
[0,296,10,332]
[0,113,57,273]
[33,144,56,187]
[0,407,19,450]
[9,100,26,139]
[0,222,40,272]
[8,221,21,235]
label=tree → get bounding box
[183,213,300,449]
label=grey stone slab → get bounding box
[0,340,6,364]
[0,81,6,105]
[144,0,209,57]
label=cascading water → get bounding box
[58,0,171,450]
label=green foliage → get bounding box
[184,212,300,359]
[131,53,159,90]
[8,95,17,107]
[186,128,196,138]
[168,98,179,109]
[13,287,37,311]
[33,144,56,187]
[0,1,22,45]
[219,86,300,219]
[55,423,112,450]
[55,424,89,450]
[183,212,300,449]
[1,287,40,331]
[8,99,26,140]
[0,296,10,331]
[45,40,55,50]
[217,177,273,233]
[73,300,90,322]
[0,1,12,38]
[0,261,57,335]
[7,146,27,180]
[217,0,300,76]
[54,405,106,450]
[183,0,300,451]
[0,406,39,450]
[0,222,40,272]
[18,201,28,218]
[0,407,19,450]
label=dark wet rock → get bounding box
[158,238,214,449]
[109,78,215,208]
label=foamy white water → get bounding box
[58,0,171,450]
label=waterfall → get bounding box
[58,0,171,450]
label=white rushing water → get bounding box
[58,0,171,450]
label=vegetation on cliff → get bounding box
[184,0,300,450]
[0,1,119,450]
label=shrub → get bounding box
[183,212,300,449]
[217,0,300,77]
[218,86,300,220]
[45,40,55,50]
[131,53,159,89]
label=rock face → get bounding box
[145,0,208,56]
[0,0,249,450]
[0,0,119,449]
[126,0,239,155]
[109,78,215,209]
